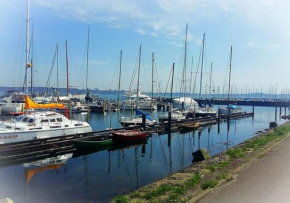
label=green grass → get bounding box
[202,180,218,190]
[216,173,228,180]
[111,195,130,203]
[226,148,245,159]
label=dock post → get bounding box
[142,114,146,131]
[252,105,255,120]
[285,106,287,115]
[218,108,221,123]
[168,111,172,146]
[280,106,282,117]
[182,102,184,110]
[275,106,277,122]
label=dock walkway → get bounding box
[197,136,290,203]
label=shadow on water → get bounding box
[0,106,288,202]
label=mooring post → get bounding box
[280,106,282,117]
[168,111,172,146]
[182,102,185,110]
[218,107,221,123]
[141,113,146,131]
[252,105,255,120]
[275,106,277,122]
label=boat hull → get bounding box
[112,130,147,142]
[0,126,92,144]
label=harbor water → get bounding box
[0,105,287,202]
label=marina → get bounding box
[1,1,290,202]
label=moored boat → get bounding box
[112,130,147,142]
[0,96,92,144]
[73,135,112,148]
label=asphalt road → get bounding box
[197,136,290,203]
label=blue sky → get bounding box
[0,0,289,95]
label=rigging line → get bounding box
[109,54,120,90]
[162,66,173,99]
[77,34,88,90]
[128,49,139,93]
[192,43,203,98]
[45,47,57,96]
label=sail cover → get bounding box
[25,95,66,109]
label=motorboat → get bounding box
[219,104,242,115]
[159,109,187,122]
[119,109,156,127]
[120,91,157,110]
[0,96,92,144]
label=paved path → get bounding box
[197,136,290,203]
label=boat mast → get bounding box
[56,44,59,96]
[86,26,90,97]
[151,52,154,110]
[209,62,212,98]
[30,26,33,97]
[152,52,154,99]
[25,0,30,95]
[136,45,141,109]
[199,33,205,99]
[171,63,175,102]
[117,50,122,110]
[65,41,69,96]
[182,23,188,99]
[227,46,233,105]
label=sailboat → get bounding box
[119,45,156,127]
[187,33,216,118]
[0,96,92,144]
[219,46,242,115]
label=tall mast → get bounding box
[65,41,69,95]
[86,26,90,96]
[30,26,33,97]
[189,56,193,97]
[136,45,141,109]
[151,52,154,100]
[117,50,122,107]
[171,63,175,102]
[56,44,59,95]
[227,46,233,104]
[25,0,30,95]
[209,62,212,98]
[182,23,188,98]
[199,33,205,99]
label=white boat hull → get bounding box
[0,126,92,144]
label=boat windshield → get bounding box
[15,116,24,122]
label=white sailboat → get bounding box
[219,46,242,115]
[0,96,92,144]
[119,45,156,127]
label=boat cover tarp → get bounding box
[136,109,153,121]
[25,95,66,109]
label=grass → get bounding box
[112,195,130,203]
[216,173,228,180]
[202,180,218,190]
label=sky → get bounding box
[0,0,290,95]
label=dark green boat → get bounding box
[73,135,113,148]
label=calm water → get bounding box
[0,106,287,203]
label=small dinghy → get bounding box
[73,135,113,148]
[112,130,147,142]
